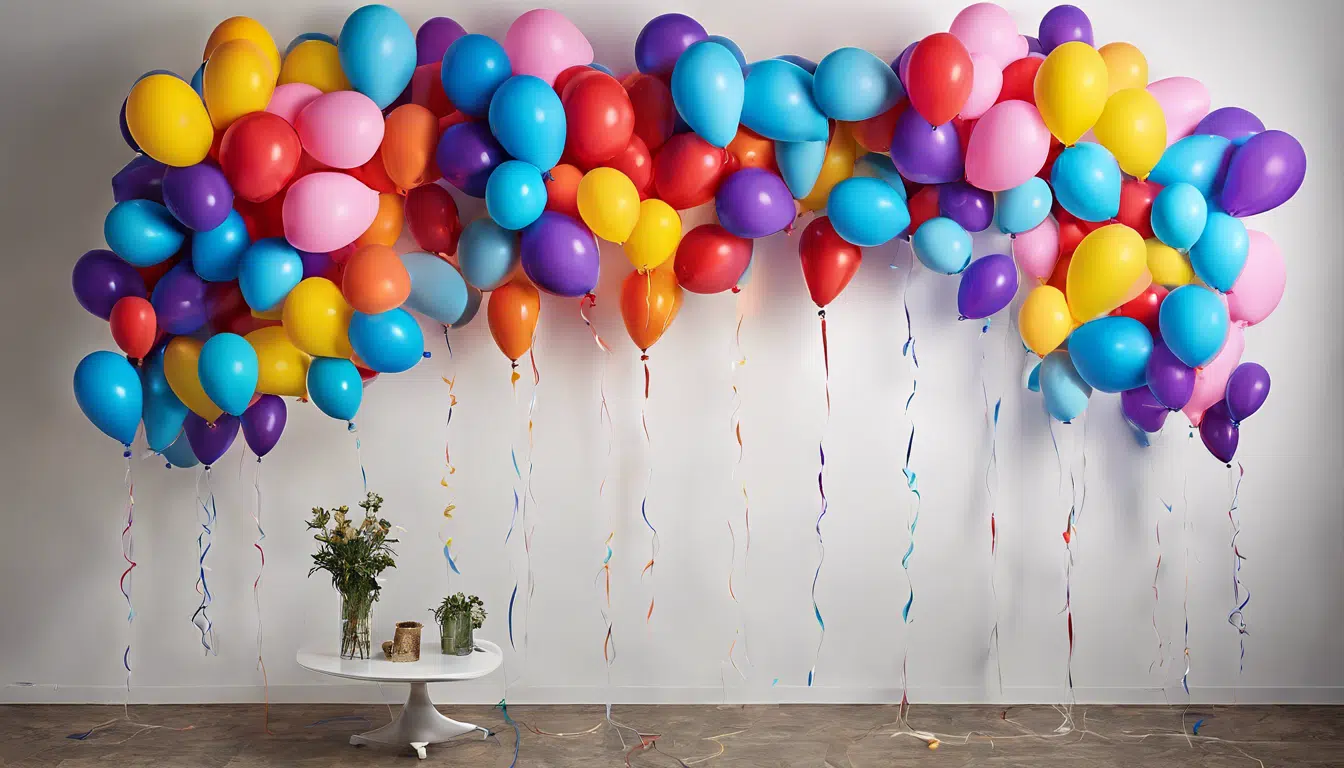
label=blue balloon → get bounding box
[1050,142,1121,222]
[189,63,205,98]
[856,154,907,201]
[442,34,512,118]
[1189,212,1248,292]
[104,200,186,267]
[1150,182,1208,252]
[457,217,520,291]
[775,139,827,198]
[307,357,362,421]
[161,431,200,469]
[141,348,188,452]
[741,59,828,142]
[671,41,745,148]
[826,177,910,247]
[238,238,303,312]
[192,208,250,282]
[338,4,416,109]
[350,308,425,373]
[287,32,336,55]
[487,75,566,171]
[995,177,1053,235]
[1159,284,1230,368]
[1026,361,1042,393]
[1068,316,1154,394]
[911,217,973,275]
[485,161,548,231]
[774,54,817,74]
[198,333,259,417]
[705,35,747,70]
[401,252,474,325]
[812,47,903,121]
[589,62,614,76]
[74,351,143,446]
[1149,135,1232,198]
[1040,351,1092,423]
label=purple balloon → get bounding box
[1199,401,1239,464]
[890,108,963,184]
[1122,386,1169,433]
[241,395,287,458]
[1224,362,1270,423]
[119,98,140,153]
[162,163,233,232]
[185,412,240,466]
[715,168,796,239]
[520,212,600,297]
[1145,340,1195,411]
[1024,36,1044,55]
[1219,130,1306,217]
[300,250,337,280]
[1039,5,1093,53]
[939,181,994,232]
[417,17,467,65]
[151,263,209,334]
[436,121,509,198]
[1195,107,1265,144]
[112,155,166,204]
[73,249,147,320]
[635,13,707,75]
[894,42,918,88]
[956,253,1018,319]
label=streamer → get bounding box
[506,362,522,653]
[978,321,1004,695]
[640,354,660,623]
[348,421,369,493]
[250,460,272,734]
[119,450,135,697]
[190,467,217,656]
[1227,462,1249,680]
[896,257,924,737]
[807,309,830,687]
[440,327,461,581]
[726,306,751,686]
[521,349,540,655]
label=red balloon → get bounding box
[405,184,461,255]
[563,71,635,167]
[437,110,472,133]
[1115,284,1168,334]
[906,33,973,127]
[553,64,592,96]
[1047,252,1070,293]
[1056,208,1103,257]
[799,217,862,308]
[673,224,753,294]
[1118,178,1161,240]
[952,116,976,158]
[349,148,400,195]
[219,111,301,203]
[1037,137,1064,182]
[601,135,653,198]
[136,257,179,294]
[906,185,941,238]
[235,194,286,240]
[411,63,454,117]
[653,133,730,210]
[624,73,676,152]
[109,296,156,359]
[997,57,1043,105]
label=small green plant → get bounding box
[307,492,397,658]
[431,593,486,630]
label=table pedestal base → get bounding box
[349,682,489,759]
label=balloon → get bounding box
[1189,212,1248,292]
[577,168,640,242]
[338,4,415,109]
[399,251,471,324]
[104,200,185,268]
[1147,77,1209,147]
[998,58,1042,107]
[150,264,208,334]
[1225,363,1270,423]
[282,277,353,358]
[295,90,384,169]
[1039,4,1093,51]
[162,163,234,232]
[307,357,362,420]
[1144,340,1195,411]
[404,184,461,255]
[741,59,828,142]
[1120,385,1168,433]
[1197,400,1238,462]
[1149,134,1232,198]
[1184,323,1243,425]
[673,224,752,294]
[282,172,379,254]
[125,74,214,167]
[350,193,403,250]
[1116,178,1158,239]
[458,218,520,290]
[938,182,992,233]
[219,111,301,203]
[197,332,259,416]
[824,177,910,248]
[164,337,223,422]
[1146,238,1194,288]
[602,135,654,198]
[964,99,1051,191]
[1051,143,1121,222]
[1219,130,1307,217]
[889,109,962,185]
[204,16,280,74]
[857,153,907,198]
[73,250,147,320]
[161,431,200,467]
[624,199,682,271]
[140,348,188,452]
[1068,316,1152,393]
[240,394,286,458]
[906,33,973,126]
[995,177,1051,234]
[1150,183,1207,251]
[957,253,1018,319]
[233,238,299,313]
[1159,284,1229,369]
[653,133,730,209]
[797,217,862,308]
[109,297,156,360]
[411,63,454,117]
[1034,42,1107,145]
[348,308,424,373]
[486,160,548,231]
[342,244,411,314]
[544,163,584,220]
[440,34,512,118]
[1066,223,1147,321]
[912,217,973,274]
[489,75,566,170]
[245,325,310,397]
[904,185,941,239]
[1013,217,1060,282]
[1019,284,1072,355]
[635,13,707,76]
[812,47,903,122]
[112,155,167,205]
[799,127,858,213]
[849,101,904,154]
[279,40,350,93]
[714,168,794,239]
[202,39,277,131]
[949,3,1024,70]
[1195,107,1264,143]
[1115,283,1167,334]
[1093,88,1166,178]
[954,54,999,121]
[620,268,682,351]
[563,71,636,164]
[1226,231,1285,327]
[1098,42,1147,94]
[266,82,322,125]
[672,41,744,147]
[488,278,541,361]
[520,211,600,297]
[1040,350,1092,422]
[415,17,467,65]
[183,411,239,465]
[626,73,677,152]
[704,35,746,70]
[502,9,591,86]
[436,121,508,198]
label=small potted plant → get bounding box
[307,492,398,660]
[430,593,486,656]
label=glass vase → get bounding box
[440,611,474,656]
[339,593,373,660]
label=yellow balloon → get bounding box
[164,337,223,422]
[124,74,214,167]
[246,326,311,398]
[1145,239,1195,287]
[1092,88,1167,179]
[1019,285,1075,357]
[204,16,280,80]
[279,40,351,93]
[623,199,682,271]
[577,168,640,243]
[800,125,858,213]
[282,277,354,359]
[1098,42,1148,95]
[1065,223,1147,322]
[1034,41,1109,146]
[203,39,277,131]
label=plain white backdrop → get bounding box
[0,0,1340,705]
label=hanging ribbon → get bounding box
[978,319,1004,695]
[640,354,660,623]
[726,307,751,685]
[1151,496,1171,677]
[251,459,273,734]
[506,362,522,653]
[119,450,135,696]
[1180,428,1193,698]
[440,327,461,580]
[348,421,368,494]
[807,309,830,687]
[898,255,922,728]
[190,466,217,656]
[1226,462,1249,681]
[586,293,617,717]
[521,349,540,656]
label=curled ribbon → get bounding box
[191,467,217,656]
[440,328,461,580]
[808,310,830,687]
[726,309,751,684]
[1227,462,1249,680]
[119,451,136,696]
[640,354,660,623]
[898,263,921,726]
[251,460,273,734]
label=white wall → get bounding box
[1,0,1341,706]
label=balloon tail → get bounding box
[726,304,752,692]
[1227,462,1249,691]
[640,355,659,624]
[190,467,217,657]
[119,452,136,708]
[522,349,540,659]
[251,460,273,735]
[808,310,830,687]
[440,327,461,582]
[581,293,612,352]
[895,262,927,741]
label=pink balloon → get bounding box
[265,83,322,126]
[1226,230,1285,327]
[964,100,1050,192]
[1147,77,1210,147]
[1012,216,1060,282]
[295,91,385,169]
[1183,323,1243,426]
[959,54,1004,119]
[949,3,1023,70]
[503,9,594,86]
[282,172,380,254]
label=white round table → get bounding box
[297,638,503,760]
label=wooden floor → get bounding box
[2,703,1340,766]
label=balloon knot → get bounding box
[346,421,356,433]
[423,351,432,358]
[640,354,649,362]
[256,457,263,464]
[731,286,741,294]
[818,309,826,318]
[511,361,519,370]
[1009,233,1016,240]
[958,315,967,322]
[123,449,132,458]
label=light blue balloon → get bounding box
[1067,316,1153,394]
[857,154,907,201]
[74,351,143,446]
[995,177,1053,235]
[488,75,565,171]
[911,217,972,275]
[706,35,747,69]
[1050,142,1121,222]
[812,47,903,122]
[350,308,425,373]
[441,34,512,117]
[198,333,259,417]
[238,238,303,312]
[774,54,817,74]
[189,63,205,98]
[1149,135,1232,198]
[485,161,547,231]
[141,348,187,452]
[192,208,250,281]
[1159,284,1230,368]
[827,177,910,247]
[1026,361,1042,393]
[161,431,200,468]
[1189,212,1248,292]
[455,285,483,327]
[1150,182,1208,252]
[775,139,826,198]
[1040,351,1092,423]
[741,59,828,142]
[457,218,520,291]
[287,32,335,55]
[338,4,416,109]
[307,357,362,421]
[104,200,186,267]
[401,251,472,325]
[671,41,745,148]
[589,62,614,76]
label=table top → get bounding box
[297,638,503,683]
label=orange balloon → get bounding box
[849,99,906,153]
[544,163,583,221]
[726,127,776,173]
[620,268,682,352]
[381,104,441,191]
[488,279,541,362]
[354,193,405,248]
[341,244,411,314]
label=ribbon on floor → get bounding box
[190,466,217,656]
[807,309,830,687]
